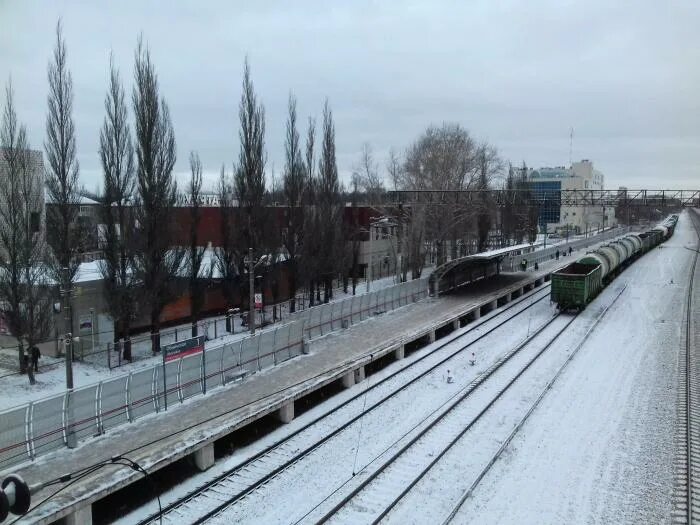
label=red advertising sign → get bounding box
[163,335,205,363]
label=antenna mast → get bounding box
[569,127,573,167]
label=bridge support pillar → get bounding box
[66,504,92,525]
[278,401,295,424]
[394,345,405,360]
[354,366,366,384]
[342,370,355,388]
[453,319,460,330]
[503,292,511,303]
[194,442,215,471]
[428,330,436,343]
[470,308,480,321]
[481,300,496,316]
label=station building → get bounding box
[528,159,616,235]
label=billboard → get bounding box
[163,335,205,363]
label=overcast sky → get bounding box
[1,1,699,192]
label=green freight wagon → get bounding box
[551,262,603,310]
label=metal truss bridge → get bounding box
[386,189,700,207]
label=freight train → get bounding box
[551,214,679,310]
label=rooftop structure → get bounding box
[528,159,614,234]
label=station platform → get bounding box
[7,254,577,524]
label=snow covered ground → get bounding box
[0,272,407,412]
[119,213,693,525]
[447,211,695,525]
[117,286,555,524]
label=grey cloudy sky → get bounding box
[1,0,699,191]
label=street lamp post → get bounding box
[249,247,255,336]
[59,266,73,390]
[366,223,372,293]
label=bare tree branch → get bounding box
[132,35,181,353]
[1,79,51,374]
[99,54,137,359]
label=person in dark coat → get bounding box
[31,345,40,372]
[24,348,36,385]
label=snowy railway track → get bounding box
[136,284,552,525]
[308,312,575,525]
[442,284,627,524]
[676,208,700,524]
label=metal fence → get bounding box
[79,276,379,369]
[286,278,429,340]
[0,320,304,472]
[0,277,429,471]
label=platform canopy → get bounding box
[429,244,533,295]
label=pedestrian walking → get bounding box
[556,249,560,260]
[24,348,36,385]
[568,246,572,255]
[31,345,40,373]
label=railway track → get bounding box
[676,209,700,524]
[137,283,553,524]
[441,284,627,524]
[308,312,576,525]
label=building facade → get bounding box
[528,159,616,234]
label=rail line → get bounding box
[441,284,627,524]
[310,312,575,524]
[137,283,553,524]
[677,208,700,524]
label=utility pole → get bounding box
[60,266,76,449]
[366,223,372,293]
[60,267,73,390]
[249,247,256,336]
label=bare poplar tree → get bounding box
[188,151,207,336]
[476,148,493,252]
[45,20,81,338]
[99,56,137,360]
[317,100,342,302]
[235,57,266,254]
[0,81,51,377]
[301,116,320,306]
[216,164,239,308]
[282,93,306,312]
[500,163,518,246]
[346,173,363,293]
[132,37,181,353]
